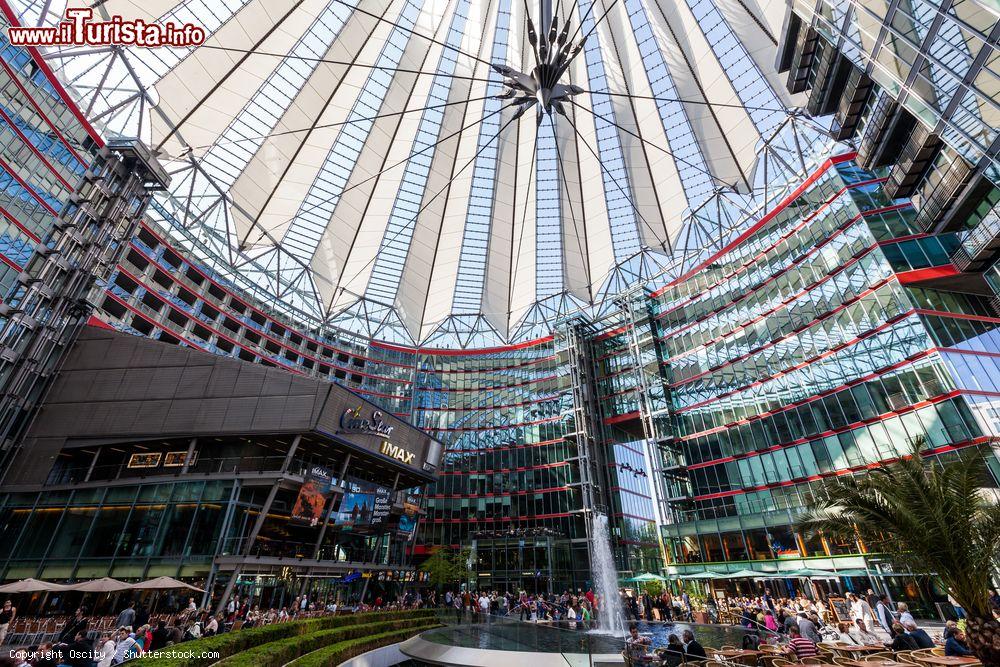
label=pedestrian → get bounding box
[114,603,135,632]
[0,599,16,645]
[874,594,894,635]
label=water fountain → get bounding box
[589,513,625,635]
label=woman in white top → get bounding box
[96,632,117,667]
[849,594,872,625]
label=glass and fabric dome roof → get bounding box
[15,0,827,346]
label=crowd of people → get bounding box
[0,590,427,667]
[624,587,989,664]
[2,584,993,667]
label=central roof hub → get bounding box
[491,11,585,122]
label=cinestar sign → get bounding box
[380,440,415,465]
[339,406,395,437]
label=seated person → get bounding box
[625,624,654,663]
[682,629,707,659]
[829,622,855,644]
[658,634,685,667]
[784,625,819,661]
[944,628,974,657]
[888,623,919,652]
[848,618,880,645]
[902,621,935,649]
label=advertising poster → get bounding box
[335,477,392,529]
[397,494,420,535]
[291,465,332,526]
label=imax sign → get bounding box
[380,440,415,466]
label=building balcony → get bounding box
[952,211,1000,273]
[884,122,943,200]
[831,66,874,140]
[856,93,916,170]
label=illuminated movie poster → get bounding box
[335,477,391,529]
[397,494,420,535]
[291,465,332,526]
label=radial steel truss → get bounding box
[11,0,842,348]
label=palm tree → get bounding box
[796,439,1000,664]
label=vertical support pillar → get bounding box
[180,437,198,473]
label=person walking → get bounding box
[0,600,16,645]
[114,603,135,632]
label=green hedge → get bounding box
[131,610,437,667]
[287,623,440,667]
[215,617,434,667]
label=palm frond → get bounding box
[795,439,999,617]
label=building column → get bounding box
[180,438,198,473]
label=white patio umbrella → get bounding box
[66,577,133,592]
[132,576,204,592]
[0,578,69,593]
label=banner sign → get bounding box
[397,494,420,535]
[334,477,392,528]
[291,465,333,526]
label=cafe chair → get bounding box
[799,658,829,665]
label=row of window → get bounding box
[658,200,876,359]
[681,396,982,497]
[666,248,903,388]
[673,316,947,441]
[651,167,848,310]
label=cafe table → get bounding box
[714,648,763,665]
[911,656,981,666]
[830,645,888,659]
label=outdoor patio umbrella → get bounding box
[625,572,666,582]
[831,569,871,578]
[718,569,778,579]
[66,577,133,592]
[0,578,69,593]
[784,568,837,578]
[677,572,719,580]
[132,576,204,592]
